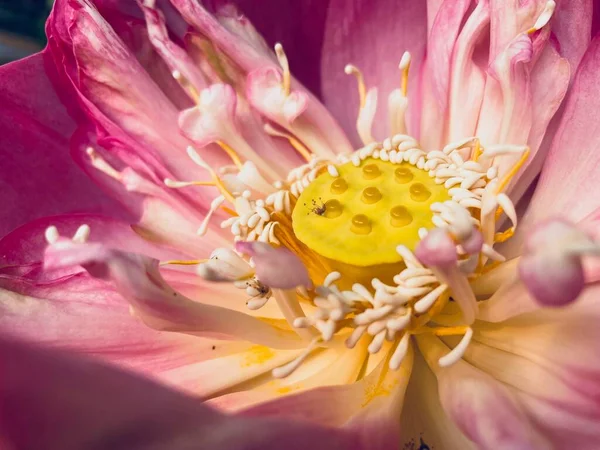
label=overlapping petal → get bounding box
[0,336,358,450]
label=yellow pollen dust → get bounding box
[292,157,450,266]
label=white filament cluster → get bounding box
[220,190,279,244]
[285,156,331,197]
[295,246,449,370]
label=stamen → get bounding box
[399,51,411,97]
[274,43,291,96]
[327,165,339,177]
[197,196,225,236]
[172,70,200,103]
[263,123,313,162]
[164,178,215,188]
[187,146,235,203]
[160,259,207,266]
[389,332,410,370]
[44,226,60,245]
[272,337,320,378]
[86,148,121,181]
[527,1,556,34]
[215,140,243,169]
[344,64,367,108]
[495,147,530,193]
[438,327,473,367]
[72,224,91,244]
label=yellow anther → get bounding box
[331,178,348,194]
[409,183,431,202]
[351,214,371,235]
[362,187,382,204]
[394,167,413,184]
[362,163,381,180]
[390,206,413,228]
[324,199,343,218]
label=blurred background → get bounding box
[0,0,52,64]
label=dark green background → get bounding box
[0,0,52,63]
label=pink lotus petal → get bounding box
[0,336,358,450]
[419,0,472,149]
[525,36,600,224]
[0,54,128,236]
[44,240,303,349]
[416,333,549,450]
[319,0,427,142]
[235,241,311,289]
[139,0,207,92]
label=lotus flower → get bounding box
[1,0,600,449]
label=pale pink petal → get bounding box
[171,0,353,155]
[0,336,358,450]
[508,43,570,203]
[139,0,207,93]
[399,352,473,450]
[47,0,210,180]
[235,241,311,289]
[416,333,550,449]
[319,0,428,142]
[419,0,472,150]
[447,0,489,142]
[223,344,414,450]
[523,37,600,224]
[462,293,600,448]
[44,240,303,349]
[548,0,592,72]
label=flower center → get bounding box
[292,157,450,267]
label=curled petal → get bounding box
[44,240,303,349]
[235,241,311,289]
[246,67,308,125]
[179,84,238,146]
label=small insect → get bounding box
[304,197,326,216]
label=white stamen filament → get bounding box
[86,148,121,181]
[274,43,291,96]
[72,224,91,244]
[327,165,339,177]
[414,284,448,313]
[438,327,473,367]
[272,338,320,378]
[197,196,225,236]
[529,1,556,33]
[389,333,410,370]
[44,226,60,245]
